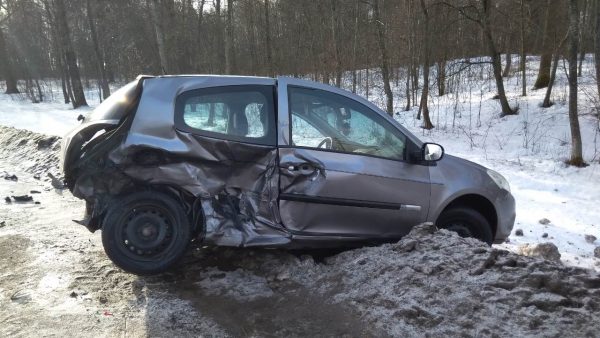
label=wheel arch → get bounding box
[435,194,498,238]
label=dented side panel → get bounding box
[107,77,290,247]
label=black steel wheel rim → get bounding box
[116,204,176,261]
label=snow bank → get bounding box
[192,224,600,337]
[0,126,61,177]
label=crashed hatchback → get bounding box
[61,75,515,275]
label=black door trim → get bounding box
[279,193,402,210]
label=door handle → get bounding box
[288,163,317,176]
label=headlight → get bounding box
[487,169,510,192]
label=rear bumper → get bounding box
[493,191,516,244]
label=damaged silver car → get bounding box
[61,75,515,274]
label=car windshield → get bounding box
[89,81,139,121]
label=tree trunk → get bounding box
[542,34,568,108]
[404,70,411,111]
[195,0,205,71]
[481,0,514,116]
[225,0,236,74]
[502,53,512,77]
[578,0,590,77]
[60,74,69,104]
[418,0,434,129]
[0,27,18,94]
[150,0,169,74]
[520,0,526,96]
[541,54,560,108]
[595,0,600,100]
[55,0,87,108]
[534,0,553,89]
[264,0,273,76]
[437,60,446,96]
[373,0,393,116]
[330,0,342,87]
[86,0,110,100]
[567,0,585,166]
[351,0,359,93]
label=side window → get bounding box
[291,114,326,148]
[289,87,406,161]
[175,85,276,145]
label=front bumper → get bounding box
[493,191,516,244]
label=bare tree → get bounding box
[542,34,568,108]
[446,0,515,116]
[85,0,109,99]
[502,53,512,77]
[264,0,273,77]
[195,0,206,71]
[150,0,169,74]
[329,0,342,87]
[520,0,526,96]
[596,0,600,99]
[534,0,553,89]
[0,0,18,93]
[372,0,393,116]
[53,0,87,108]
[225,0,236,74]
[418,0,434,129]
[0,26,18,94]
[567,0,585,166]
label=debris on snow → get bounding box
[11,195,33,202]
[585,234,597,244]
[539,218,551,225]
[595,247,600,259]
[515,229,524,236]
[517,242,561,262]
[3,174,17,181]
[542,233,549,238]
[36,136,59,150]
[47,173,65,190]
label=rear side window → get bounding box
[175,85,276,145]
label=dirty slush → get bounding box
[1,125,600,337]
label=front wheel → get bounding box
[436,207,494,245]
[101,191,191,275]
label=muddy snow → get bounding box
[2,125,600,337]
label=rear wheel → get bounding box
[101,191,191,275]
[436,207,493,245]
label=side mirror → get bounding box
[422,143,444,162]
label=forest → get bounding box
[0,0,597,166]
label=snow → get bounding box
[0,83,115,136]
[0,56,599,272]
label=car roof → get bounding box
[146,74,275,80]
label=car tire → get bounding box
[101,191,191,275]
[436,207,494,245]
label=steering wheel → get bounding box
[317,137,333,149]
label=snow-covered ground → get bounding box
[0,56,599,271]
[0,82,113,136]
